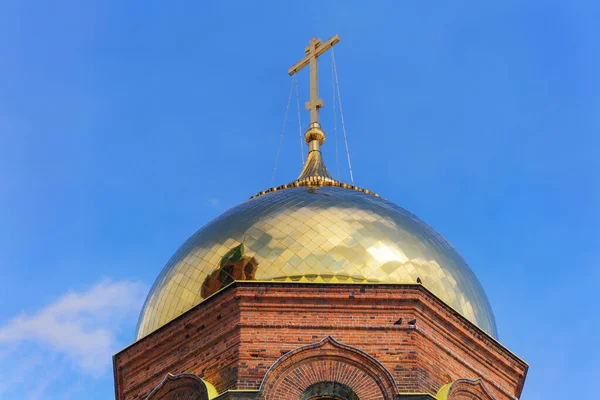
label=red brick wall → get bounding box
[113,283,527,400]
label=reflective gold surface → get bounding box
[136,186,497,339]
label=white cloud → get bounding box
[0,279,147,398]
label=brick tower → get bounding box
[113,35,528,400]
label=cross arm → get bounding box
[287,34,341,76]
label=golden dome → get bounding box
[136,184,497,339]
[137,120,497,340]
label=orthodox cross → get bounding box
[288,34,340,125]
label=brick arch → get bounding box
[259,336,398,400]
[437,378,496,400]
[146,373,216,400]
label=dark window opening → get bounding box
[301,381,359,400]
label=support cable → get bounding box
[294,77,305,165]
[271,77,295,187]
[331,51,340,181]
[331,48,355,185]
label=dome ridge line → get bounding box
[250,177,381,200]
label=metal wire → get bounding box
[331,51,340,181]
[331,48,354,184]
[294,77,304,166]
[271,78,295,187]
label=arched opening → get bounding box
[300,381,359,400]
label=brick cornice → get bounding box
[117,282,524,369]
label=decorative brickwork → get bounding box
[114,283,527,400]
[259,336,398,400]
[146,373,209,400]
[437,378,496,400]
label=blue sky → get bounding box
[0,1,598,398]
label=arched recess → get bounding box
[146,373,218,400]
[436,378,496,400]
[301,381,359,400]
[259,336,398,400]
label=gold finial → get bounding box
[305,123,326,146]
[251,34,379,198]
[288,34,340,179]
